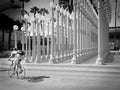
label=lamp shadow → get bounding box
[21,75,50,83]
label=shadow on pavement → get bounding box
[0,68,9,72]
[22,76,50,83]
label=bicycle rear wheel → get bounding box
[17,66,26,79]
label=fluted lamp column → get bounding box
[41,15,46,61]
[21,26,25,51]
[71,0,77,64]
[13,25,18,49]
[49,0,56,64]
[35,13,41,63]
[56,4,60,61]
[24,14,29,62]
[60,7,64,61]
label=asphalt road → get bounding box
[0,69,120,90]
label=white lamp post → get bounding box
[31,16,36,62]
[24,13,29,62]
[67,11,70,59]
[21,26,25,51]
[35,13,41,63]
[41,15,46,61]
[47,19,50,59]
[71,0,77,64]
[56,4,60,61]
[49,0,56,63]
[13,25,18,49]
[63,9,67,59]
[59,7,64,60]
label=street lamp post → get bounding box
[47,19,50,59]
[35,13,41,63]
[60,7,64,61]
[115,0,117,50]
[49,0,56,63]
[24,14,29,62]
[71,0,77,64]
[21,26,25,51]
[56,4,60,61]
[41,15,46,61]
[13,25,18,49]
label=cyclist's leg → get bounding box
[17,55,23,73]
[14,59,18,72]
[18,59,23,74]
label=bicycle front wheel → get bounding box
[8,65,16,78]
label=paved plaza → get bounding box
[0,52,120,90]
[1,69,120,90]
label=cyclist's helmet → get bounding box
[13,48,18,51]
[17,50,25,55]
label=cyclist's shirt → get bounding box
[10,51,18,58]
[15,50,25,61]
[10,50,25,61]
[17,50,25,56]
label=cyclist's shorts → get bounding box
[15,54,24,61]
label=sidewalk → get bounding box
[1,51,120,66]
[1,52,120,90]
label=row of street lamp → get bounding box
[13,0,74,50]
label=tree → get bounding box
[38,8,49,16]
[30,6,39,17]
[58,0,73,13]
[89,0,98,14]
[0,14,22,50]
[21,9,29,25]
[21,9,29,17]
[19,0,30,10]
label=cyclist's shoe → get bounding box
[19,69,23,74]
[9,72,15,78]
[8,59,11,61]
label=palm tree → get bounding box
[30,6,39,62]
[38,8,49,61]
[30,6,39,17]
[19,0,30,10]
[21,9,29,21]
[38,8,49,16]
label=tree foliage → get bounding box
[19,0,30,10]
[58,0,73,13]
[0,13,22,31]
[30,6,39,17]
[58,0,98,14]
[38,8,49,16]
[21,9,29,17]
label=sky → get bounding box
[24,0,52,18]
[1,0,120,27]
[2,0,55,21]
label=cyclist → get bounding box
[8,48,25,74]
[15,50,25,74]
[8,48,18,60]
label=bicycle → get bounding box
[8,59,26,79]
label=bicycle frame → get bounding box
[8,60,26,79]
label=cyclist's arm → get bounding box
[8,52,16,61]
[8,53,13,61]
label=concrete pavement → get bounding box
[1,69,120,90]
[1,52,120,90]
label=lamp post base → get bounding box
[96,57,103,65]
[49,55,54,64]
[71,54,77,64]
